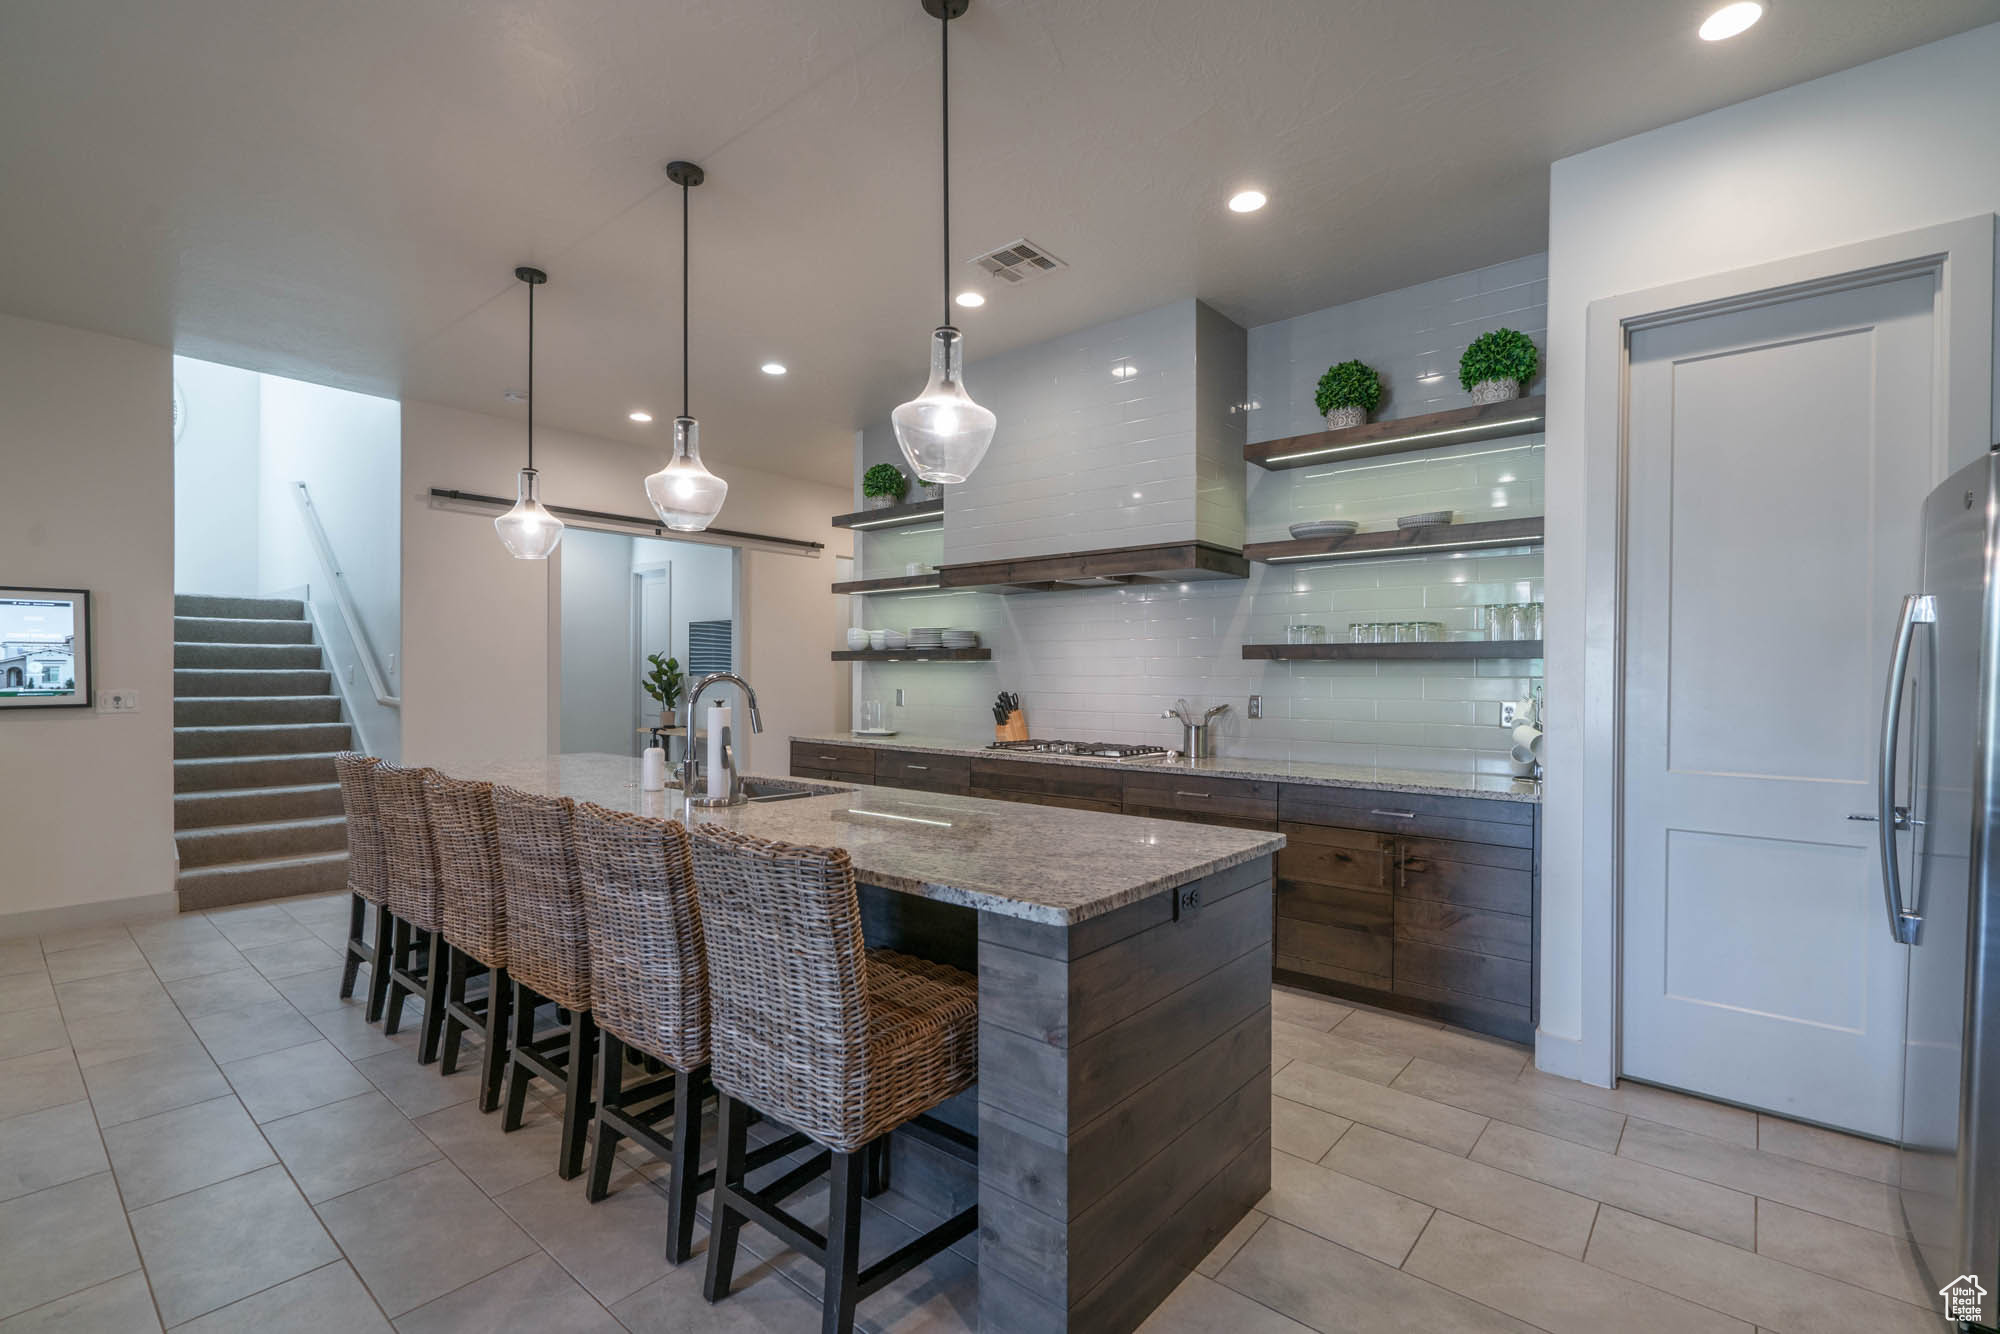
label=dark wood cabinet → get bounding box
[785,740,1538,1043]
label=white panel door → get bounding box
[1621,271,1939,1136]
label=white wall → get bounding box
[172,357,261,595]
[0,313,176,930]
[1541,22,2000,1080]
[400,400,851,776]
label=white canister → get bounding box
[639,743,668,791]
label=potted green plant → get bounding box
[643,653,684,730]
[1314,360,1383,430]
[862,463,910,510]
[1459,329,1539,405]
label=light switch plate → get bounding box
[894,688,906,707]
[1247,694,1262,719]
[1500,702,1519,727]
[97,689,138,714]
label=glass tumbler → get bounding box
[859,699,885,732]
[1525,602,1544,640]
[1484,605,1508,641]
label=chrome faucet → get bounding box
[680,672,764,806]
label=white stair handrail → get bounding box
[292,481,400,708]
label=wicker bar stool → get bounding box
[691,824,979,1334]
[422,773,512,1112]
[334,752,392,1023]
[493,784,597,1179]
[375,762,449,1063]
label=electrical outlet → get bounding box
[894,688,905,707]
[387,652,396,674]
[97,689,138,713]
[1500,702,1519,727]
[346,664,357,684]
[1247,694,1262,719]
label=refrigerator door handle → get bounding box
[1876,593,1935,945]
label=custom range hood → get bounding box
[916,299,1250,593]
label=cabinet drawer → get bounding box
[1122,772,1277,826]
[1394,939,1530,1008]
[1278,822,1391,891]
[1394,897,1531,962]
[968,757,1123,805]
[1398,854,1533,917]
[1276,880,1391,932]
[791,741,876,780]
[1277,916,1392,987]
[1279,784,1532,847]
[874,751,972,794]
[1002,790,1125,814]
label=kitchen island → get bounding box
[460,753,1284,1334]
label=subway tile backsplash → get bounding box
[847,254,1547,776]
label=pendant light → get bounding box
[493,266,565,559]
[644,160,728,532]
[891,0,996,485]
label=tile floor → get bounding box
[0,892,1944,1332]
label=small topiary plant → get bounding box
[862,462,909,502]
[1314,360,1383,418]
[1459,329,1539,393]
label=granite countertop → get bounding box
[795,733,1541,804]
[455,753,1284,927]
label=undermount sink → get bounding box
[742,777,847,802]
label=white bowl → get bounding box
[884,631,908,650]
[845,628,869,649]
[869,630,889,651]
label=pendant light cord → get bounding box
[682,177,691,421]
[525,277,535,470]
[940,7,951,331]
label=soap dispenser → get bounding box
[639,737,668,792]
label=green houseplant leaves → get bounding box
[1458,329,1539,393]
[861,463,909,501]
[644,653,684,715]
[1314,360,1383,417]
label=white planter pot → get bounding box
[863,492,901,510]
[917,482,944,501]
[1469,377,1521,406]
[1324,404,1367,430]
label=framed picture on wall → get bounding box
[0,587,91,711]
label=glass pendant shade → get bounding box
[893,326,996,484]
[494,467,563,559]
[645,416,728,531]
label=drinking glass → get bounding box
[1484,605,1508,641]
[1524,602,1544,639]
[860,699,884,732]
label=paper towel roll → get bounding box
[1510,721,1544,765]
[707,703,730,801]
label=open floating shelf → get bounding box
[1244,640,1544,661]
[831,498,945,530]
[832,647,991,663]
[937,540,1248,594]
[1246,396,1546,472]
[832,573,943,596]
[1245,517,1543,567]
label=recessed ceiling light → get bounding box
[1111,362,1139,379]
[760,362,787,376]
[1227,189,1267,214]
[628,410,653,423]
[955,291,986,309]
[1698,2,1762,41]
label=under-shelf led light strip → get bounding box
[1264,536,1544,560]
[1263,412,1544,465]
[847,511,944,530]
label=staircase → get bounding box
[173,594,352,910]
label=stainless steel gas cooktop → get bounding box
[986,739,1171,760]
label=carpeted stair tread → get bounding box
[173,594,306,621]
[173,721,352,759]
[174,751,341,792]
[174,642,324,669]
[174,668,333,697]
[175,816,348,868]
[175,782,344,829]
[175,850,349,912]
[174,616,315,645]
[174,695,343,726]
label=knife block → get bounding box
[995,710,1029,742]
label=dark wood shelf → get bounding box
[832,647,991,663]
[831,573,943,596]
[1246,395,1546,471]
[937,541,1248,594]
[1245,517,1543,567]
[831,498,945,530]
[1244,640,1544,661]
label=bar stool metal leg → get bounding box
[501,980,538,1132]
[586,1031,628,1202]
[823,1150,865,1334]
[340,892,370,999]
[477,967,511,1113]
[365,903,393,1024]
[703,1094,750,1303]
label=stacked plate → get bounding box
[941,629,980,649]
[909,627,946,649]
[1289,519,1359,541]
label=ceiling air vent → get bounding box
[971,238,1067,286]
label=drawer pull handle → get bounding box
[818,754,839,761]
[1371,809,1416,819]
[1174,790,1211,800]
[906,764,929,771]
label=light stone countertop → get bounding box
[794,733,1542,804]
[455,753,1284,926]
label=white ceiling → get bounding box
[1,2,1990,486]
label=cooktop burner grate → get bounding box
[986,739,1172,759]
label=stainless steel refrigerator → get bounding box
[1885,448,2000,1328]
